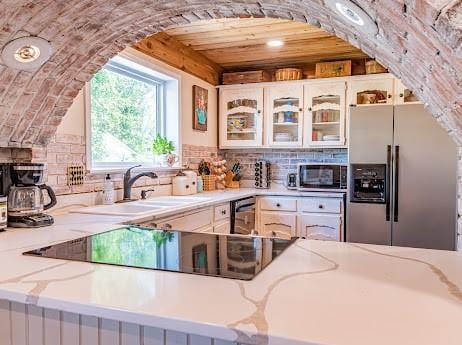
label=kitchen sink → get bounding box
[71,203,166,216]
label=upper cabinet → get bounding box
[395,80,420,104]
[219,87,264,148]
[266,84,304,147]
[304,81,346,147]
[348,76,394,106]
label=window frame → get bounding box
[85,49,181,173]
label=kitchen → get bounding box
[0,1,462,345]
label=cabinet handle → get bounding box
[257,110,262,114]
[350,104,356,107]
[399,93,404,98]
[221,210,226,215]
[318,204,324,209]
[307,107,312,111]
[388,94,392,99]
[276,203,281,207]
[299,107,303,112]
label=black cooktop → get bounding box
[24,226,296,280]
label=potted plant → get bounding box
[152,134,177,167]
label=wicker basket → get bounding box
[275,68,303,81]
[365,60,387,74]
[202,175,216,191]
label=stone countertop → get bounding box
[0,188,461,345]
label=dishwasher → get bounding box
[230,196,256,235]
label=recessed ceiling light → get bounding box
[1,36,52,70]
[325,0,378,35]
[267,40,284,47]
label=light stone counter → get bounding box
[0,188,461,345]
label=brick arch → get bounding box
[0,0,461,147]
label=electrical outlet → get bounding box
[67,165,85,186]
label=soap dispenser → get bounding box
[102,174,115,205]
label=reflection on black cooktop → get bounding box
[23,227,297,280]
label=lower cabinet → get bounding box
[259,211,296,239]
[214,220,231,234]
[299,213,342,241]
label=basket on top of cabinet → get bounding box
[222,70,272,85]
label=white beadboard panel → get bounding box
[61,311,80,345]
[0,299,250,345]
[27,305,44,345]
[189,334,213,345]
[100,318,120,345]
[142,326,165,345]
[120,322,140,345]
[165,330,188,345]
[11,301,27,345]
[43,308,61,345]
[0,300,12,345]
[80,315,98,345]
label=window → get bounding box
[87,52,179,170]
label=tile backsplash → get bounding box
[221,148,348,180]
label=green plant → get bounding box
[152,134,175,155]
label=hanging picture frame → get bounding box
[193,85,208,131]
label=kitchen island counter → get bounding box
[0,202,461,345]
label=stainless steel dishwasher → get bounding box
[230,196,256,235]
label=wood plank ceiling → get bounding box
[163,18,369,70]
[134,18,369,85]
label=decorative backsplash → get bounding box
[220,148,348,181]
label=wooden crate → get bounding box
[315,60,352,78]
[365,60,387,74]
[222,70,271,85]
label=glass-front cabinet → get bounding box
[348,77,394,106]
[395,80,421,104]
[219,87,264,148]
[266,85,303,147]
[304,81,346,146]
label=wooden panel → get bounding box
[27,305,44,345]
[44,308,61,345]
[165,330,188,345]
[11,301,27,345]
[189,334,213,345]
[161,18,368,72]
[80,315,99,345]
[100,319,120,345]
[0,300,11,345]
[142,326,164,345]
[61,311,80,345]
[134,32,223,85]
[0,299,250,345]
[121,322,141,345]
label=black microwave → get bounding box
[297,163,347,191]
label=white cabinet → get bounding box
[259,211,297,239]
[304,81,347,146]
[266,84,304,147]
[214,221,231,234]
[219,87,264,148]
[299,214,342,241]
[395,80,421,104]
[348,76,394,106]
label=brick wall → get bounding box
[221,148,347,181]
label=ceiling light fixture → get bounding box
[267,39,284,47]
[325,0,378,35]
[1,36,52,71]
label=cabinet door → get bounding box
[394,80,421,104]
[348,78,394,106]
[266,84,303,147]
[299,214,342,241]
[214,220,230,234]
[304,81,346,147]
[219,87,264,148]
[196,225,214,233]
[259,211,296,239]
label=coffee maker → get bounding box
[1,163,57,227]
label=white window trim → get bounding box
[85,47,182,174]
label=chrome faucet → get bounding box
[122,165,158,201]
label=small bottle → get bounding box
[102,174,114,205]
[197,175,203,193]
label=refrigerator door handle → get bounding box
[386,145,392,221]
[393,145,400,222]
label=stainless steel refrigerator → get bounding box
[347,104,457,250]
